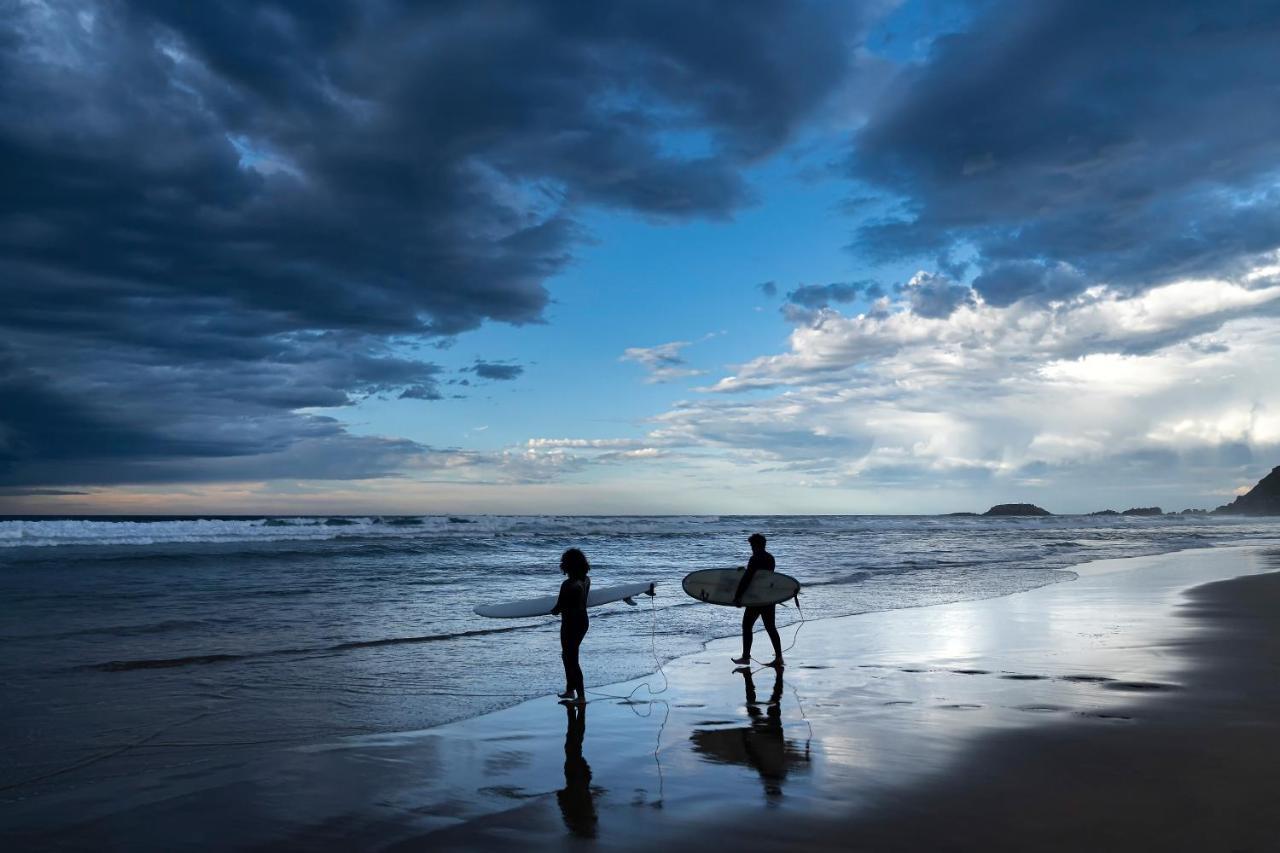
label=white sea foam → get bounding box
[0,511,1262,550]
[0,514,735,548]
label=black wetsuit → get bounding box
[735,550,782,660]
[553,577,590,696]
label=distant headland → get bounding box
[1214,465,1280,515]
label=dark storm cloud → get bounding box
[398,385,445,401]
[898,273,973,318]
[970,261,1088,308]
[851,1,1280,299]
[785,281,882,309]
[0,336,446,487]
[466,361,526,382]
[0,0,858,487]
[779,280,887,326]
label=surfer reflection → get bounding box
[558,702,598,837]
[552,548,591,705]
[690,666,808,801]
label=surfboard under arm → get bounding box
[681,568,800,607]
[474,581,656,619]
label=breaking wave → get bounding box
[0,514,732,548]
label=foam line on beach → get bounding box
[82,623,533,672]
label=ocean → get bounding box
[4,513,1279,796]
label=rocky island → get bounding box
[982,503,1051,516]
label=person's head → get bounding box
[560,547,590,580]
[748,532,766,553]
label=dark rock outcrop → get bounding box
[983,503,1051,517]
[1089,509,1119,516]
[1121,507,1163,516]
[1215,466,1280,515]
[946,512,980,517]
[1179,508,1208,515]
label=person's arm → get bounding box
[733,558,758,606]
[550,578,570,616]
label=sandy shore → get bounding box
[4,544,1278,851]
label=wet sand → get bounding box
[4,545,1279,851]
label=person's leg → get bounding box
[569,621,588,700]
[734,607,761,664]
[762,605,783,665]
[560,623,576,698]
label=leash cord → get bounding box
[750,593,805,666]
[586,594,669,701]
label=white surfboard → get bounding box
[474,581,657,619]
[682,567,800,607]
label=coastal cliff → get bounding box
[1215,466,1280,515]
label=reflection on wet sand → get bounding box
[558,703,599,837]
[690,667,810,799]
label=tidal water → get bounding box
[3,513,1279,796]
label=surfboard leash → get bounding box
[586,593,670,702]
[789,676,815,756]
[784,593,806,655]
[588,594,670,809]
[750,592,805,667]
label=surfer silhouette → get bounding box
[557,702,598,836]
[732,533,784,666]
[551,548,591,704]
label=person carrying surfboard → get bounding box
[732,533,785,667]
[551,548,591,704]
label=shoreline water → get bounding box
[5,541,1278,850]
[406,542,1280,852]
[8,513,1273,757]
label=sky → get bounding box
[2,0,1280,515]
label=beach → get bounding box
[7,4,1279,850]
[4,540,1278,851]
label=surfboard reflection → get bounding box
[558,703,599,837]
[689,667,810,800]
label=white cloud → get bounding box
[1146,406,1280,448]
[632,273,1280,510]
[620,340,706,383]
[525,438,648,449]
[705,277,1280,394]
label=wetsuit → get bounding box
[734,550,782,660]
[552,577,590,696]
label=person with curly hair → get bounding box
[551,547,591,704]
